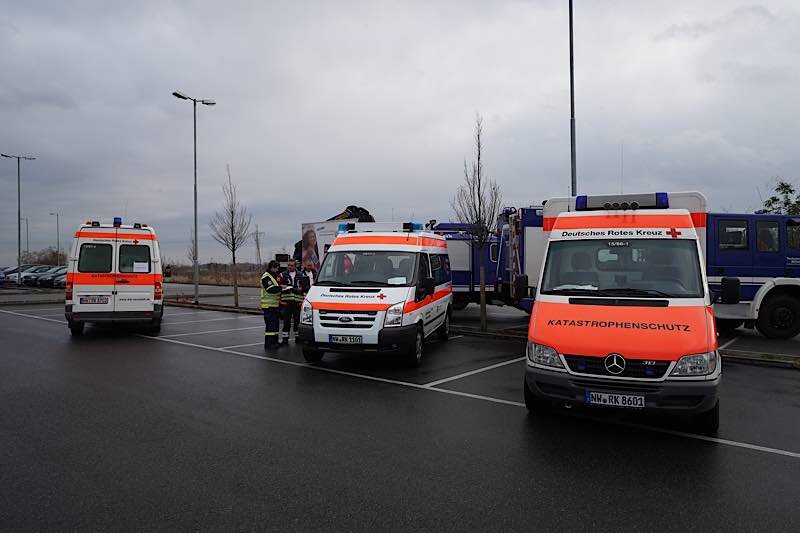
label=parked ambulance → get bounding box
[524,192,722,432]
[65,218,164,336]
[298,223,452,366]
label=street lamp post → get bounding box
[2,153,36,285]
[569,0,577,196]
[23,217,29,253]
[172,91,215,304]
[50,212,60,265]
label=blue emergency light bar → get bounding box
[113,216,122,227]
[575,192,669,211]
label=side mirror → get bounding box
[514,274,529,299]
[423,277,436,296]
[720,277,740,305]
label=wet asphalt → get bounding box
[0,304,798,531]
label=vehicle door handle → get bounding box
[117,279,130,284]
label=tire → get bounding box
[69,322,85,337]
[302,347,324,364]
[452,296,469,311]
[523,378,550,414]
[437,309,451,341]
[406,325,424,367]
[756,295,800,339]
[692,401,720,435]
[715,318,743,334]
[150,319,162,334]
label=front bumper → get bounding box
[525,365,719,414]
[298,323,417,353]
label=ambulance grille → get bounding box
[564,355,669,379]
[318,309,377,329]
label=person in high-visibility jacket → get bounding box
[261,260,284,350]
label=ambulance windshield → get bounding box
[540,239,704,298]
[316,251,418,287]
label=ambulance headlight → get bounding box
[300,300,313,325]
[384,302,404,327]
[670,351,717,377]
[526,342,564,368]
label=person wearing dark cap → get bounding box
[260,260,283,351]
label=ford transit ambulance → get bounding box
[298,222,452,366]
[65,217,164,336]
[524,192,721,432]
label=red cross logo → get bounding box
[133,239,139,244]
[666,228,682,239]
[377,293,386,300]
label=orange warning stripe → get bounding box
[310,301,392,311]
[544,213,705,231]
[333,235,446,247]
[403,286,452,313]
[74,231,157,240]
[67,273,162,285]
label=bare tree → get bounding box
[186,226,197,266]
[209,164,253,307]
[253,224,265,266]
[451,114,503,331]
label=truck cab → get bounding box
[298,222,452,366]
[524,192,720,432]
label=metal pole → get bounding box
[193,99,199,304]
[25,218,29,253]
[17,158,21,286]
[569,0,577,196]
[56,213,60,265]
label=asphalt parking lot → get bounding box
[1,303,799,530]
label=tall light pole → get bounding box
[569,0,577,196]
[172,91,215,304]
[49,212,60,265]
[22,217,29,253]
[2,153,36,286]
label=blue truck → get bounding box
[437,192,800,339]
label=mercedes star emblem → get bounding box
[604,353,626,375]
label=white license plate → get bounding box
[585,391,645,409]
[80,296,109,305]
[329,335,362,344]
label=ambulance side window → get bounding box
[78,244,112,273]
[431,254,451,285]
[119,245,151,273]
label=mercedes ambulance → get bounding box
[65,217,164,336]
[298,222,452,366]
[524,192,721,432]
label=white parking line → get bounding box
[220,342,265,349]
[165,315,260,325]
[2,307,799,461]
[159,326,264,338]
[718,335,741,351]
[422,357,526,388]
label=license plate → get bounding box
[329,335,362,344]
[80,296,109,305]
[585,391,645,409]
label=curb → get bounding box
[165,300,261,315]
[0,299,65,306]
[720,349,800,370]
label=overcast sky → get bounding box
[1,0,798,265]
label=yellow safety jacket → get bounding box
[260,271,281,309]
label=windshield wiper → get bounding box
[597,288,677,298]
[349,280,392,287]
[542,288,600,296]
[315,280,350,287]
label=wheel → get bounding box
[406,325,424,367]
[523,378,550,414]
[451,296,469,311]
[756,295,800,339]
[302,347,324,364]
[69,322,85,337]
[437,309,451,341]
[149,319,162,334]
[692,401,719,435]
[715,318,743,334]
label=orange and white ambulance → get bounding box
[524,192,721,431]
[298,222,452,366]
[65,217,163,336]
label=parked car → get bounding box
[53,274,67,289]
[6,265,46,283]
[21,265,60,286]
[0,269,6,284]
[36,266,68,287]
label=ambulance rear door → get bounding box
[114,231,156,313]
[72,229,117,315]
